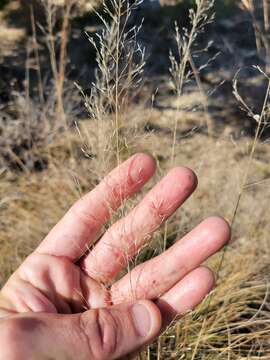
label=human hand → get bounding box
[0,154,230,359]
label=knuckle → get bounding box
[58,257,76,280]
[79,308,120,360]
[105,177,120,204]
[108,244,127,268]
[58,258,81,296]
[148,196,168,222]
[98,308,120,355]
[71,199,103,229]
[102,228,129,261]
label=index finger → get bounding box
[36,153,156,260]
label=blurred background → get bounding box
[1,0,270,358]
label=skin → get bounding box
[0,153,231,359]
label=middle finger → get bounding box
[81,167,197,283]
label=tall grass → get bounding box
[169,0,215,162]
[40,0,77,123]
[78,0,145,176]
[163,0,215,252]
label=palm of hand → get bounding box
[0,154,230,325]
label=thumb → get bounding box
[0,300,162,360]
[74,300,162,359]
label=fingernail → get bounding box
[131,303,151,337]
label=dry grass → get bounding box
[240,0,270,72]
[1,0,270,358]
[1,104,270,358]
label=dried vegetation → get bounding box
[1,0,270,358]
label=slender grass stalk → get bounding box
[113,0,121,167]
[41,0,76,124]
[30,6,44,105]
[241,0,270,71]
[230,69,270,229]
[163,0,215,251]
[188,52,213,135]
[263,0,269,33]
[57,0,74,122]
